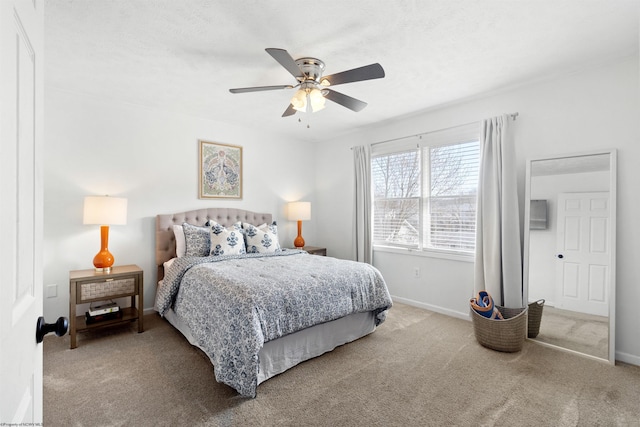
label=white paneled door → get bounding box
[555,192,610,317]
[0,0,44,423]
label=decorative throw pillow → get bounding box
[172,225,186,257]
[243,221,281,253]
[182,222,210,257]
[208,221,246,256]
[163,257,175,272]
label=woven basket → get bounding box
[527,299,545,338]
[470,305,528,352]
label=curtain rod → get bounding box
[353,112,519,149]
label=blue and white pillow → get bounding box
[208,221,246,256]
[243,221,281,254]
[182,223,211,257]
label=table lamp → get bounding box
[83,196,127,272]
[287,201,311,248]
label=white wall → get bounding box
[315,57,640,364]
[43,89,317,319]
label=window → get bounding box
[372,123,480,255]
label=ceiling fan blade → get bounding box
[229,85,293,94]
[321,63,385,87]
[323,89,368,112]
[282,104,297,117]
[265,48,304,79]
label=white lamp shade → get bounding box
[287,201,311,221]
[83,196,128,225]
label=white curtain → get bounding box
[353,145,372,264]
[474,115,522,307]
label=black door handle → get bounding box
[36,316,68,343]
[557,254,564,259]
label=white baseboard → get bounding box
[615,351,640,366]
[391,295,470,321]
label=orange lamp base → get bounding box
[293,220,305,248]
[93,225,114,272]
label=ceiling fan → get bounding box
[229,48,385,117]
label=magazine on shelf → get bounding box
[85,310,123,324]
[88,300,120,316]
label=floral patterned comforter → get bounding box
[154,250,392,397]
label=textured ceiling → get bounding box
[44,1,639,142]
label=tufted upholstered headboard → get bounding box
[155,208,272,281]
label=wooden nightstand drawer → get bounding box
[78,277,136,302]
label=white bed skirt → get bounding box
[163,308,377,385]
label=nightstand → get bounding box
[301,246,327,256]
[69,264,144,349]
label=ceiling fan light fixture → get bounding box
[309,88,326,112]
[291,89,307,112]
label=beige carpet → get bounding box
[44,303,640,426]
[532,305,608,359]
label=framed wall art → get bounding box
[199,140,243,199]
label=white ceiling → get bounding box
[44,1,639,143]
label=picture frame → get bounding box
[199,140,243,199]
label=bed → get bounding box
[154,208,392,397]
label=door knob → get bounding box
[36,316,68,343]
[557,254,564,259]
